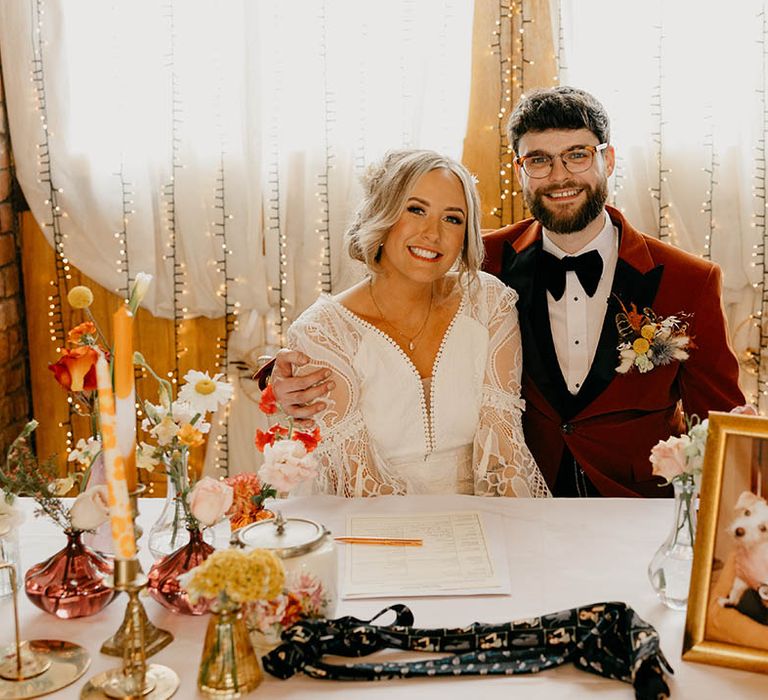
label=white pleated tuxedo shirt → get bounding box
[541,210,619,395]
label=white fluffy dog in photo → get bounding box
[718,490,768,609]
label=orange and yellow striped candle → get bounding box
[95,349,137,560]
[113,305,137,492]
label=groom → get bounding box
[262,87,745,497]
[482,86,743,496]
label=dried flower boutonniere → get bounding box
[615,298,693,374]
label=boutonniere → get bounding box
[614,297,693,374]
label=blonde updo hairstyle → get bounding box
[345,149,483,279]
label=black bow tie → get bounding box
[541,249,603,301]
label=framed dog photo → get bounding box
[683,411,768,673]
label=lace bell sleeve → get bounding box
[287,302,405,497]
[473,283,551,498]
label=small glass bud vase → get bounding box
[0,527,20,600]
[647,476,697,610]
[148,452,213,559]
[198,602,262,698]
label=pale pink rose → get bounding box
[258,440,318,492]
[69,485,110,531]
[188,476,234,527]
[730,404,758,416]
[649,435,690,482]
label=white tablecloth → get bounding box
[1,496,765,699]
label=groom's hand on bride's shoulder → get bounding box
[269,349,333,425]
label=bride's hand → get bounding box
[272,349,333,425]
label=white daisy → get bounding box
[169,400,211,432]
[177,370,234,415]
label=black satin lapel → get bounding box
[499,241,569,417]
[571,259,665,416]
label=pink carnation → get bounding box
[258,439,317,493]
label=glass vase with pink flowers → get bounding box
[647,415,709,610]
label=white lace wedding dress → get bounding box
[287,271,550,498]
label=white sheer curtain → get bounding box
[0,0,473,472]
[558,0,764,403]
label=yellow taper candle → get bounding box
[113,305,137,492]
[95,349,137,559]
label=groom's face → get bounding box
[514,128,614,234]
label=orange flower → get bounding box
[178,423,205,448]
[48,346,99,392]
[254,424,288,452]
[224,472,272,531]
[294,426,321,453]
[67,321,98,346]
[258,385,278,415]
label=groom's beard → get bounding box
[524,177,608,234]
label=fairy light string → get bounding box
[753,3,768,408]
[701,106,717,260]
[649,9,674,244]
[114,165,133,299]
[32,0,76,460]
[317,0,334,295]
[489,1,515,225]
[212,154,235,476]
[399,0,415,150]
[161,0,185,388]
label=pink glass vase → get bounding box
[24,529,116,619]
[147,528,214,615]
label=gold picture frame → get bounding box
[683,411,768,673]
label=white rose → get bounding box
[69,485,110,531]
[187,477,234,527]
[0,493,24,536]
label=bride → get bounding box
[283,149,549,498]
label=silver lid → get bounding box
[235,512,329,558]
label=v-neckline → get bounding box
[323,290,467,381]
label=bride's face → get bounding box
[378,168,467,286]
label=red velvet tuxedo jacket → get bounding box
[483,206,745,497]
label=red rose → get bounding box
[258,385,278,415]
[48,346,100,392]
[254,424,288,452]
[294,426,321,453]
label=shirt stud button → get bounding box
[560,423,574,435]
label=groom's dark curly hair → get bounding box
[506,86,610,155]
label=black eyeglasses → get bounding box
[515,143,608,179]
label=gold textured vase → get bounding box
[198,604,262,698]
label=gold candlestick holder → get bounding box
[81,558,179,700]
[0,561,90,699]
[101,486,173,658]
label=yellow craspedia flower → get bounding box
[632,337,651,355]
[183,548,285,604]
[640,324,656,340]
[67,285,94,309]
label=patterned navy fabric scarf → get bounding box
[262,602,673,699]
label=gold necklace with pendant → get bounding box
[369,279,433,352]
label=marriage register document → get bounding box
[342,511,510,598]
